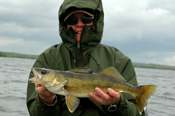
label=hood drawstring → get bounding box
[88,53,100,66]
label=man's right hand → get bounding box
[35,83,56,105]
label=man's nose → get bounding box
[76,17,84,26]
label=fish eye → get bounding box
[41,70,47,74]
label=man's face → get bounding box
[66,12,94,41]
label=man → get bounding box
[27,0,145,115]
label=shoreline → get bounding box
[1,51,175,70]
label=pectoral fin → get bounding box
[65,95,80,113]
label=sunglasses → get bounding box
[65,16,94,25]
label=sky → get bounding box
[0,0,175,66]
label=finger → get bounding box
[107,88,120,98]
[95,87,111,100]
[89,92,106,104]
[107,88,120,103]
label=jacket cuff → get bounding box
[103,98,121,112]
[116,93,126,110]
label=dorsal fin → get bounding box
[99,67,126,82]
[70,67,93,74]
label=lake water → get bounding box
[0,57,175,116]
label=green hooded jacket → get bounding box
[26,0,145,115]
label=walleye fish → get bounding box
[29,67,157,114]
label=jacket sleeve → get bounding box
[114,53,145,116]
[26,50,61,116]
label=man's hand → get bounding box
[35,83,56,105]
[89,87,120,105]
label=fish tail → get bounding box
[135,85,157,114]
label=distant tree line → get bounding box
[0,51,7,57]
[133,63,175,70]
[0,51,38,59]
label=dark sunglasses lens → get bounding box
[81,16,94,24]
[66,17,78,25]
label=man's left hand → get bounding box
[89,87,120,105]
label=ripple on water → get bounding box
[0,106,7,112]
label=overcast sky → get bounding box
[0,0,175,66]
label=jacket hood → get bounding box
[58,0,104,53]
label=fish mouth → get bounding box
[32,68,42,79]
[29,77,36,83]
[32,68,37,77]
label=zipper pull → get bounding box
[77,41,80,49]
[74,59,76,63]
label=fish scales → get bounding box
[60,71,131,95]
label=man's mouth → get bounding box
[76,32,82,34]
